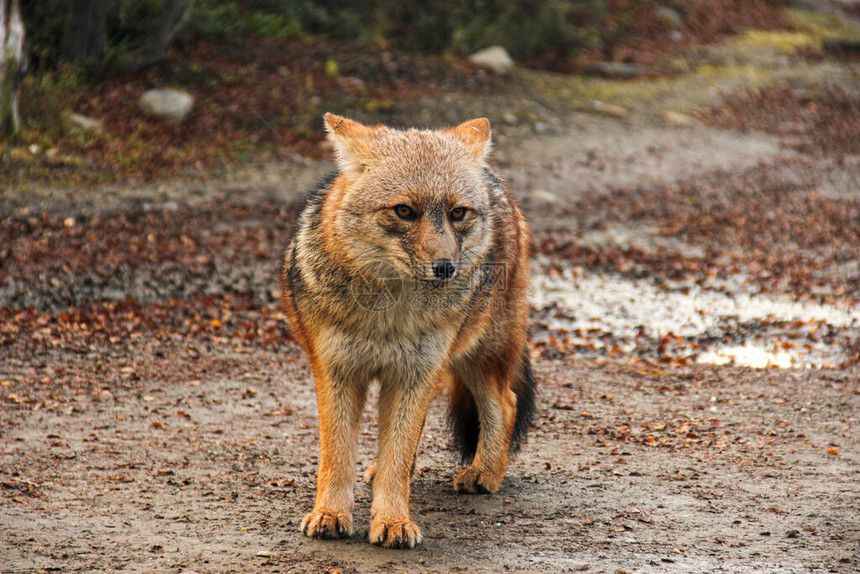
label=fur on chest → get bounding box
[315,321,454,383]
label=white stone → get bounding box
[657,5,684,29]
[592,100,628,118]
[661,110,699,127]
[139,88,194,123]
[62,111,104,133]
[468,46,515,75]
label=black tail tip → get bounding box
[449,385,480,465]
[510,353,537,454]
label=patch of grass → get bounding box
[193,1,303,41]
[17,65,85,143]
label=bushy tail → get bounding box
[448,352,537,464]
[449,375,480,464]
[511,352,537,454]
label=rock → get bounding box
[337,76,365,91]
[502,112,518,125]
[523,189,558,206]
[823,38,860,54]
[592,101,629,118]
[468,46,515,75]
[139,88,194,123]
[585,61,650,79]
[662,110,699,127]
[656,5,684,29]
[62,111,104,133]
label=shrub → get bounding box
[23,1,610,69]
[18,64,83,141]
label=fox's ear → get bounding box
[324,113,378,177]
[446,118,492,163]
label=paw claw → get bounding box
[301,509,353,539]
[454,467,502,494]
[369,519,422,549]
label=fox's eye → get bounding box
[450,206,467,221]
[393,204,415,220]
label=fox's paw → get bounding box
[369,518,422,549]
[454,467,503,494]
[364,462,377,484]
[300,509,352,539]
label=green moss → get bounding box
[738,30,819,54]
[530,71,675,111]
[787,8,860,42]
[693,63,769,80]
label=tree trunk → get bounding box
[131,0,192,70]
[61,0,107,65]
[1,0,26,136]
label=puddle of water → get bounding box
[696,344,794,369]
[530,267,859,368]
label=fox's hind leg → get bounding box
[454,377,517,493]
[301,366,369,540]
[450,347,535,494]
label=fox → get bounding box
[281,113,536,549]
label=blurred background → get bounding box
[4,0,847,181]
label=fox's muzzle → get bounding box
[432,259,457,280]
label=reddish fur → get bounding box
[282,114,534,549]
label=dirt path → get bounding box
[3,7,860,572]
[2,356,857,573]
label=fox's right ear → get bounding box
[446,118,492,163]
[324,113,378,178]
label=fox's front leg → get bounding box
[365,371,445,485]
[363,413,425,485]
[301,366,368,540]
[369,377,436,549]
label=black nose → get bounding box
[432,259,456,280]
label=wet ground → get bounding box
[2,6,860,573]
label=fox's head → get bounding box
[322,113,497,284]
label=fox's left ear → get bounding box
[446,118,492,163]
[323,113,379,177]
